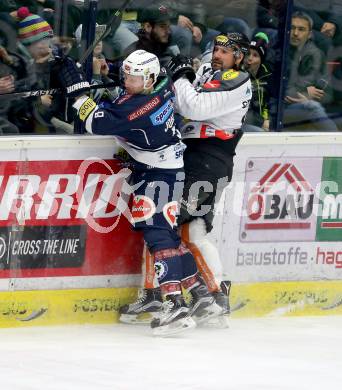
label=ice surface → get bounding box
[1,316,342,390]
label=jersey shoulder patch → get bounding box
[221,69,240,81]
[216,69,250,91]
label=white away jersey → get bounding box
[174,63,252,140]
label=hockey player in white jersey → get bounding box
[119,33,251,326]
[171,32,251,325]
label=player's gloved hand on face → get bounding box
[108,60,123,87]
[57,57,90,98]
[167,55,196,83]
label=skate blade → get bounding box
[203,314,230,329]
[192,302,224,325]
[119,312,154,325]
[152,317,196,337]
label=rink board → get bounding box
[1,280,342,327]
[0,136,143,285]
[0,287,136,328]
[1,134,342,327]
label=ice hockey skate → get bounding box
[206,281,231,328]
[119,288,163,324]
[151,294,196,337]
[189,283,224,325]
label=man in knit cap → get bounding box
[15,6,86,133]
[14,6,56,132]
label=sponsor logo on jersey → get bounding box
[164,90,172,99]
[222,69,239,81]
[163,201,178,227]
[128,96,161,121]
[246,86,252,98]
[158,151,166,162]
[154,78,168,93]
[173,142,184,158]
[79,98,97,121]
[154,260,168,279]
[131,195,156,222]
[116,93,132,105]
[203,80,221,89]
[149,99,173,125]
[165,115,175,130]
[200,124,234,140]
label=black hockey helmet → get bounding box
[214,32,250,58]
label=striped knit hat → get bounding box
[17,7,53,46]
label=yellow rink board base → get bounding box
[1,281,342,328]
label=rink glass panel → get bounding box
[1,0,341,134]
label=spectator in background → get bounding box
[0,46,20,134]
[0,1,17,13]
[96,0,138,60]
[125,3,180,66]
[16,6,54,128]
[168,0,207,57]
[198,1,253,60]
[0,7,38,134]
[294,1,342,53]
[75,23,117,103]
[6,1,56,14]
[15,6,75,133]
[75,23,108,77]
[257,0,282,31]
[283,11,337,131]
[243,32,272,131]
[0,2,19,53]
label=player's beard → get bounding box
[211,59,223,71]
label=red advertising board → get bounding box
[0,159,143,279]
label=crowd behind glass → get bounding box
[0,0,341,135]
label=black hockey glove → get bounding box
[57,57,90,98]
[167,55,196,83]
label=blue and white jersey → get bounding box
[74,76,185,169]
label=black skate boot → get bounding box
[207,281,232,328]
[213,281,231,315]
[151,294,196,337]
[189,283,223,325]
[119,288,163,324]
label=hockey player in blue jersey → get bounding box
[57,49,222,336]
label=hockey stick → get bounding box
[78,0,134,65]
[0,81,117,100]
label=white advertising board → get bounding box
[211,133,342,283]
